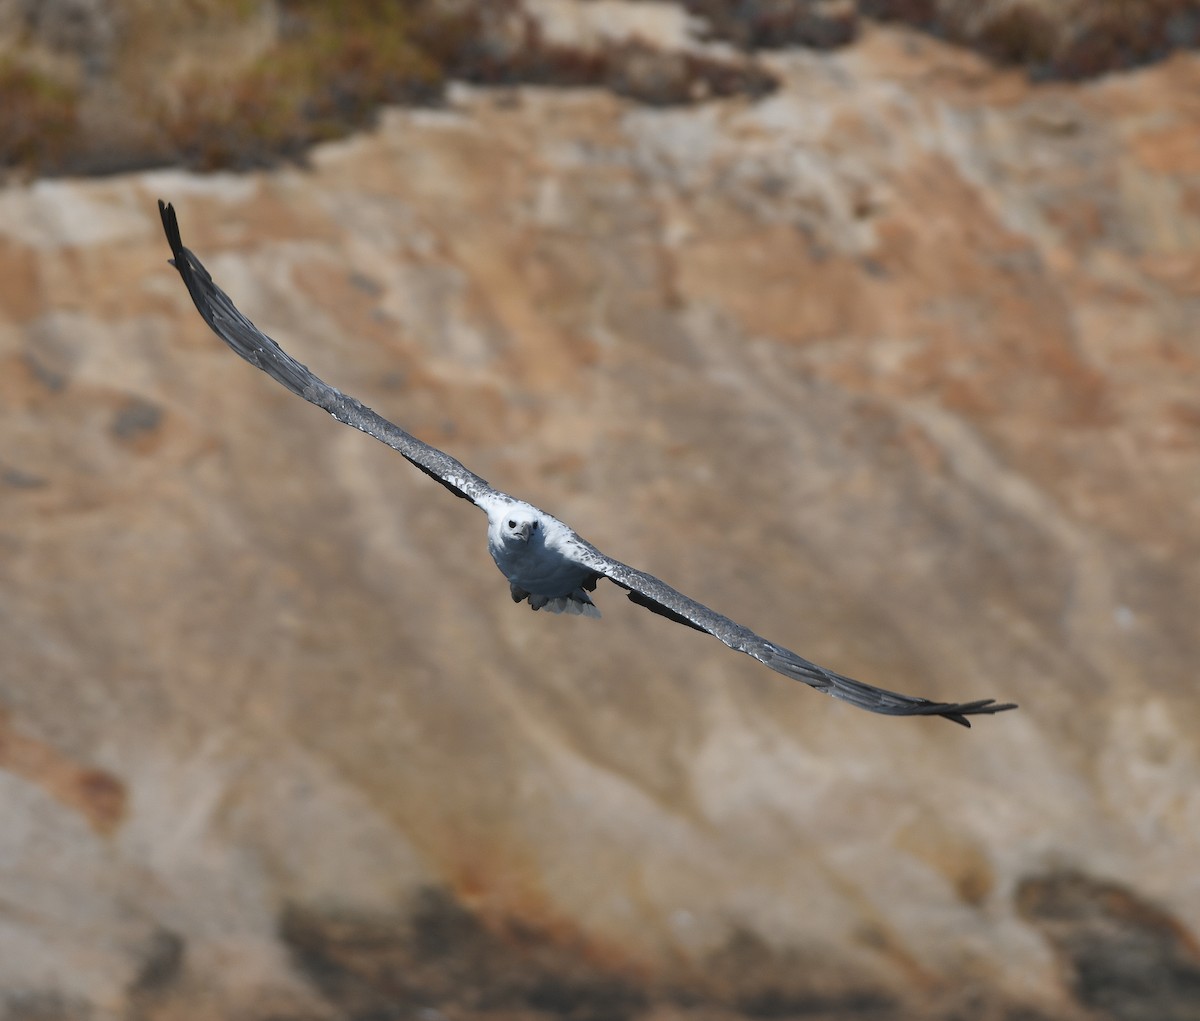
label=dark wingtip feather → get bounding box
[758,642,1019,727]
[158,199,183,264]
[939,699,1019,727]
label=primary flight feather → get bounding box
[158,200,1017,727]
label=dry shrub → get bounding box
[970,5,1058,67]
[678,0,857,50]
[0,0,776,174]
[859,0,939,28]
[156,0,776,169]
[864,0,1200,77]
[4,0,1200,176]
[1051,0,1200,79]
[165,1,442,170]
[410,0,777,104]
[0,58,79,174]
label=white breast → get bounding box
[483,499,592,598]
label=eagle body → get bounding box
[481,495,601,616]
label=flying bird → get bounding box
[158,200,1017,727]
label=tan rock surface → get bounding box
[1,24,1198,1021]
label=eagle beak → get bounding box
[517,523,534,541]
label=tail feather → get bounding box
[521,588,601,618]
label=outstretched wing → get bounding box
[565,540,1017,727]
[159,200,495,506]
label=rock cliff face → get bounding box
[1,22,1199,1021]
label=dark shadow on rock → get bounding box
[1017,870,1200,1021]
[280,887,648,1021]
[279,888,932,1021]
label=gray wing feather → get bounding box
[159,200,493,506]
[567,541,1017,727]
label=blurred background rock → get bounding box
[5,0,1200,176]
[1,2,1199,1020]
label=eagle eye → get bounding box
[508,519,516,528]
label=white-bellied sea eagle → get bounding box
[159,200,1017,727]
